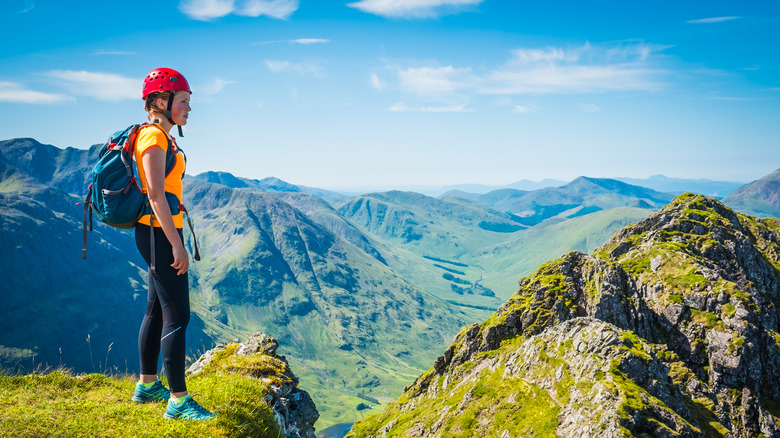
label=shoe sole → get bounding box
[132,395,169,403]
[163,413,216,420]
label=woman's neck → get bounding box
[149,114,173,133]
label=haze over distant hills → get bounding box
[442,179,567,194]
[438,174,744,199]
[443,177,674,226]
[722,168,780,218]
[615,174,745,198]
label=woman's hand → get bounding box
[171,242,189,275]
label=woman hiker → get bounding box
[129,67,215,421]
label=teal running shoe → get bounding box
[131,380,170,403]
[163,396,217,420]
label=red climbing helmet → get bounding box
[142,68,191,100]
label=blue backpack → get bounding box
[81,123,199,266]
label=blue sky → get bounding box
[1,0,779,192]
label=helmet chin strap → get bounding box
[162,91,184,137]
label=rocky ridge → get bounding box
[348,193,780,437]
[188,332,319,438]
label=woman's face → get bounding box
[170,92,191,126]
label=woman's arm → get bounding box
[142,146,189,275]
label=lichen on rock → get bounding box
[188,332,319,438]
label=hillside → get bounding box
[337,190,526,252]
[0,333,318,438]
[349,194,780,437]
[465,206,655,298]
[723,168,780,218]
[191,171,347,204]
[335,191,527,310]
[182,179,468,425]
[459,176,674,226]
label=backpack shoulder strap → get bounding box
[133,123,176,176]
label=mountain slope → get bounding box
[466,206,655,299]
[467,176,674,226]
[182,180,469,426]
[337,190,526,255]
[723,168,780,218]
[335,190,528,310]
[191,171,347,204]
[350,194,780,437]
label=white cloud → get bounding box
[265,60,321,75]
[687,16,740,24]
[19,0,34,13]
[578,103,600,113]
[513,104,538,113]
[348,0,483,19]
[0,81,73,104]
[179,0,298,21]
[291,38,329,45]
[482,65,663,94]
[92,50,139,56]
[179,0,234,20]
[512,47,569,64]
[45,70,137,101]
[239,0,298,19]
[393,43,666,98]
[483,42,666,94]
[200,77,236,94]
[254,38,330,45]
[266,60,291,72]
[398,66,471,95]
[370,73,384,91]
[389,102,470,112]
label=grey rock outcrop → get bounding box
[188,332,319,438]
[349,194,780,437]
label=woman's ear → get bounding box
[155,97,167,111]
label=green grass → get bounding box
[348,363,560,438]
[0,342,290,438]
[689,310,726,331]
[684,396,729,437]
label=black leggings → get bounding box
[135,224,190,393]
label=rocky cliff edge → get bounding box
[349,194,780,438]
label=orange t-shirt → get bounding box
[134,124,186,228]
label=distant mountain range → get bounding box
[192,171,347,204]
[441,174,745,198]
[722,168,780,218]
[443,176,674,226]
[442,178,567,194]
[615,174,744,197]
